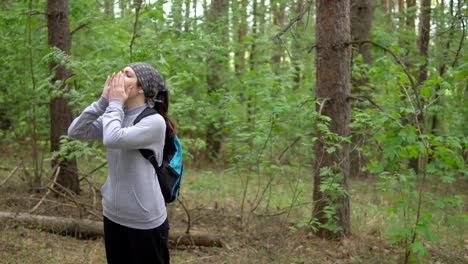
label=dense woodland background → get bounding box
[0,0,466,263]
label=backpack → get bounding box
[134,107,184,204]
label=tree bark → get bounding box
[271,0,286,67]
[47,0,79,194]
[350,0,373,179]
[0,211,223,247]
[292,0,304,91]
[351,0,373,64]
[184,0,191,32]
[417,0,431,86]
[406,0,416,29]
[205,0,229,162]
[313,0,351,239]
[234,0,248,75]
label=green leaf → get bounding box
[409,241,427,257]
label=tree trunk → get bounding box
[398,0,404,11]
[381,0,388,12]
[406,0,416,29]
[119,0,128,18]
[103,0,114,18]
[271,0,286,67]
[350,0,373,178]
[313,0,351,239]
[234,0,248,75]
[0,211,224,247]
[431,0,453,135]
[417,0,431,86]
[292,0,304,91]
[47,0,79,194]
[184,0,191,32]
[351,0,373,64]
[205,0,228,162]
[171,0,183,31]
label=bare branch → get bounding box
[129,0,143,61]
[275,1,313,39]
[452,15,466,67]
[346,94,384,111]
[348,40,424,121]
[71,23,89,36]
[29,165,60,214]
[0,165,20,187]
[79,161,107,182]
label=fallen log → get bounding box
[0,211,223,248]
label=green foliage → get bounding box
[0,1,466,260]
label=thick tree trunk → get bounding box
[47,0,79,194]
[0,211,223,247]
[409,0,431,174]
[234,0,248,75]
[205,0,228,162]
[351,0,373,64]
[271,0,286,67]
[350,0,373,179]
[184,0,191,32]
[313,0,351,239]
[398,0,405,11]
[406,0,416,29]
[417,0,431,86]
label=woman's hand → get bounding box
[101,75,112,99]
[109,72,128,102]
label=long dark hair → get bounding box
[151,90,178,137]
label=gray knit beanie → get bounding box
[127,62,167,106]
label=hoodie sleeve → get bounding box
[102,99,166,149]
[67,97,108,141]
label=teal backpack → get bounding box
[134,107,184,203]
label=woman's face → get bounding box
[122,66,143,99]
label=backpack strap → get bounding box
[134,107,159,167]
[134,107,158,125]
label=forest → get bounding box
[0,0,466,263]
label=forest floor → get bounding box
[0,160,466,264]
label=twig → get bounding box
[275,0,313,39]
[278,136,302,161]
[348,40,424,119]
[84,177,98,209]
[307,44,317,53]
[21,10,46,16]
[51,182,83,218]
[346,94,384,111]
[0,166,20,187]
[177,196,192,234]
[79,161,106,182]
[49,184,101,220]
[451,15,465,67]
[29,165,60,213]
[317,97,330,117]
[129,0,143,61]
[71,23,89,36]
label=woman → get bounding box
[68,62,175,264]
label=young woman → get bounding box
[68,62,176,264]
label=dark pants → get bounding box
[103,216,170,264]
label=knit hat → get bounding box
[127,62,166,105]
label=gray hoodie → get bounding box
[68,97,167,229]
